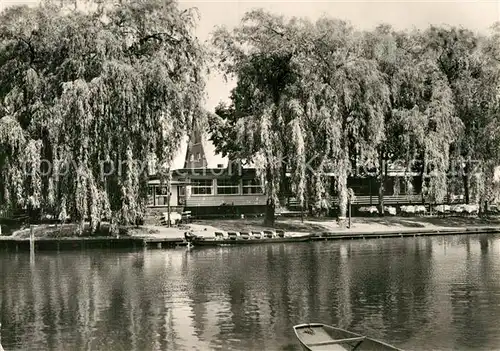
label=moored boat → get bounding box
[293,323,403,351]
[184,230,311,247]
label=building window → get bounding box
[147,186,154,206]
[217,179,240,195]
[178,186,186,205]
[146,185,171,207]
[191,179,213,195]
[243,178,264,194]
[155,186,170,206]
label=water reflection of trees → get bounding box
[180,244,306,350]
[180,240,437,350]
[449,235,500,350]
[0,242,445,350]
[0,251,206,351]
[1,236,500,351]
[341,238,436,345]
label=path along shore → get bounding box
[1,216,500,251]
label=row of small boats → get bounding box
[184,230,311,246]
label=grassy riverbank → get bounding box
[3,216,500,241]
[192,216,500,234]
[1,222,191,240]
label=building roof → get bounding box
[171,134,228,170]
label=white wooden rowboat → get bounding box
[0,322,4,351]
[293,323,403,351]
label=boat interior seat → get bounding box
[263,231,274,238]
[309,345,347,351]
[240,232,250,239]
[252,231,262,238]
[309,336,366,347]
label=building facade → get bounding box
[146,128,267,218]
[147,127,471,218]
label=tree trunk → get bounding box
[78,218,85,236]
[279,164,287,208]
[305,195,309,216]
[337,175,348,228]
[348,199,351,228]
[264,198,275,227]
[263,166,275,227]
[481,201,488,217]
[478,162,492,217]
[378,153,385,216]
[109,211,119,236]
[463,162,470,204]
[88,182,99,235]
[167,192,171,228]
[301,182,305,223]
[420,157,427,205]
[337,146,349,228]
[89,217,98,235]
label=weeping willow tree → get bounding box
[359,24,396,215]
[0,0,206,234]
[211,11,390,227]
[361,25,430,214]
[211,9,497,225]
[390,29,463,205]
[470,23,500,210]
[210,10,302,226]
[288,18,389,226]
[425,25,499,208]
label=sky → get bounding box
[1,0,499,166]
[180,0,500,112]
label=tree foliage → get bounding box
[3,2,500,229]
[424,25,500,207]
[210,11,500,224]
[0,0,206,233]
[211,11,392,225]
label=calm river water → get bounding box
[1,234,500,351]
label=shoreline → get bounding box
[1,216,500,251]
